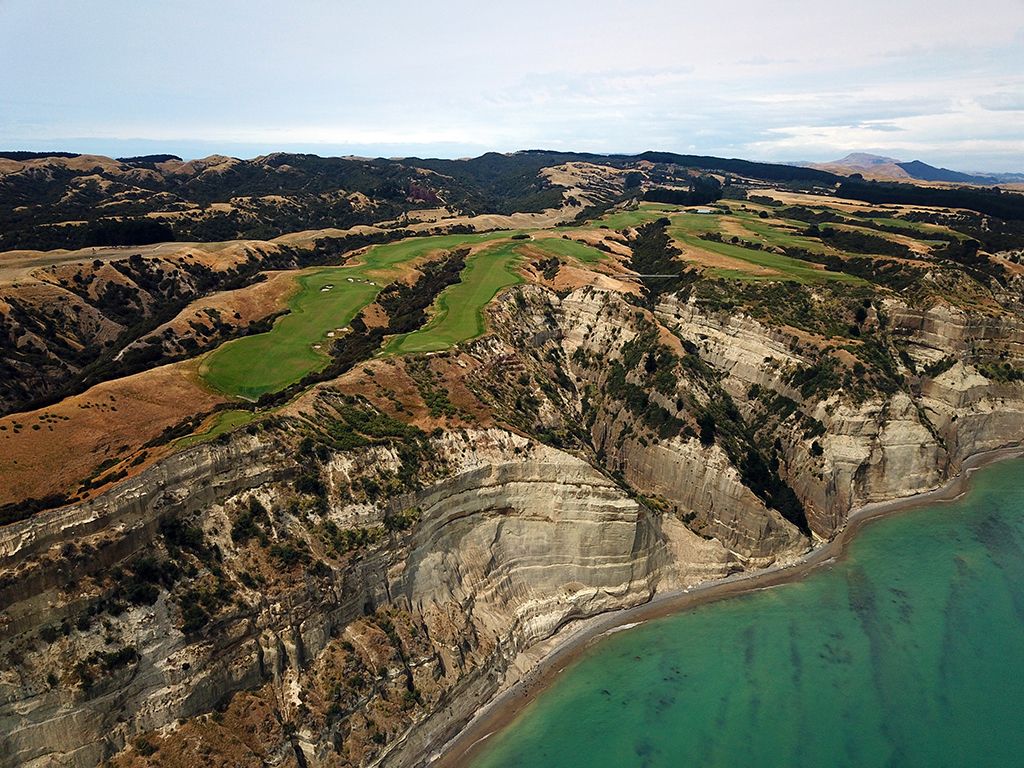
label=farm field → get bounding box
[384,241,526,355]
[200,232,508,399]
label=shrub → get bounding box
[269,543,308,568]
[698,412,716,446]
[231,497,268,543]
[384,507,422,532]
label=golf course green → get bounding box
[383,240,526,355]
[200,232,507,399]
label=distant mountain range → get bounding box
[806,153,1024,185]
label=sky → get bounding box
[1,0,1023,171]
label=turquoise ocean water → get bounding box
[473,458,1024,768]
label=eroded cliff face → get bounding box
[2,278,1023,768]
[649,292,1024,535]
[0,426,734,768]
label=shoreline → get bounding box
[430,444,1024,767]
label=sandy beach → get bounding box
[432,444,1024,767]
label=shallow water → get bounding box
[473,458,1024,768]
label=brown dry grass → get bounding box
[718,217,756,240]
[270,224,383,246]
[143,270,300,342]
[554,262,643,295]
[760,189,898,213]
[0,363,223,506]
[758,189,971,218]
[360,302,391,329]
[142,201,236,220]
[994,255,1024,276]
[541,161,626,199]
[286,353,494,432]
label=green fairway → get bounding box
[666,211,723,234]
[667,214,863,284]
[201,271,379,399]
[846,214,964,240]
[590,202,860,284]
[200,232,508,399]
[678,231,861,283]
[528,237,606,263]
[593,202,685,229]
[383,241,525,355]
[732,212,832,253]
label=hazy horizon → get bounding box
[3,140,1023,176]
[4,141,1019,177]
[2,0,1022,172]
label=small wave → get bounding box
[467,732,494,749]
[603,621,644,636]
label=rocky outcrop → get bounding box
[652,293,1024,536]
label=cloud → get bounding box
[853,122,905,133]
[1,0,1021,170]
[976,91,1024,112]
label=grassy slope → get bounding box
[174,409,257,448]
[528,237,606,263]
[200,232,507,399]
[383,241,525,355]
